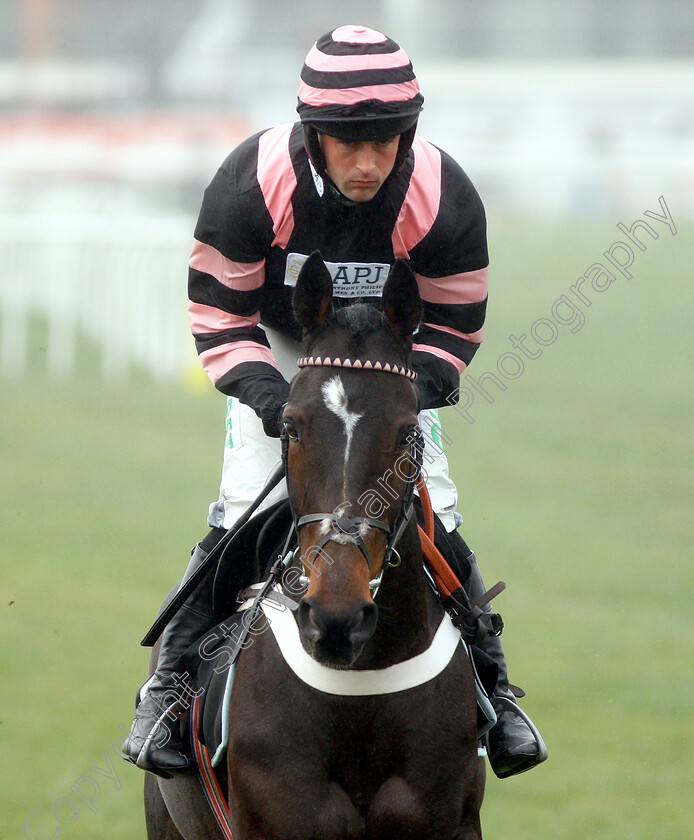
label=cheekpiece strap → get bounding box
[297,356,417,381]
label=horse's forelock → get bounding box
[309,302,406,361]
[335,303,386,334]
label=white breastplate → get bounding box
[260,592,462,696]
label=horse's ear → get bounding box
[381,260,422,340]
[293,251,334,333]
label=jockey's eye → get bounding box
[282,419,300,442]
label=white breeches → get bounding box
[207,329,462,533]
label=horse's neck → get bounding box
[354,524,438,670]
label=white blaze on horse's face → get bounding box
[321,375,363,465]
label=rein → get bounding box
[140,462,285,647]
[416,477,506,645]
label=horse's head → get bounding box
[283,252,423,668]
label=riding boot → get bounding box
[447,531,548,779]
[122,543,216,778]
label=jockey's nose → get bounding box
[355,144,378,174]
[298,597,378,666]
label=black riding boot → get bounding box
[122,543,215,778]
[448,531,548,778]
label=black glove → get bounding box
[260,399,287,438]
[231,372,291,439]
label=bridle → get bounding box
[281,355,423,595]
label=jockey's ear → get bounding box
[293,251,334,333]
[382,260,422,340]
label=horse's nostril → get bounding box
[348,602,378,646]
[298,599,324,643]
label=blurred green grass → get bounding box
[2,212,692,838]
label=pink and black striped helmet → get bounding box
[297,25,424,176]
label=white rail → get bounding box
[0,213,196,380]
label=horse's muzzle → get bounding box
[297,597,378,667]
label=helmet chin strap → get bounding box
[306,155,354,206]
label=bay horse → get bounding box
[145,252,485,839]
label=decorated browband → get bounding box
[297,356,417,381]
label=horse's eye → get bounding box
[283,419,300,442]
[396,426,418,450]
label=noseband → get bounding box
[282,355,423,593]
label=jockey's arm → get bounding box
[407,153,489,409]
[187,138,291,437]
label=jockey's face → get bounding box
[319,134,400,202]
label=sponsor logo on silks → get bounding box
[285,253,390,298]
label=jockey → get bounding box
[122,24,547,781]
